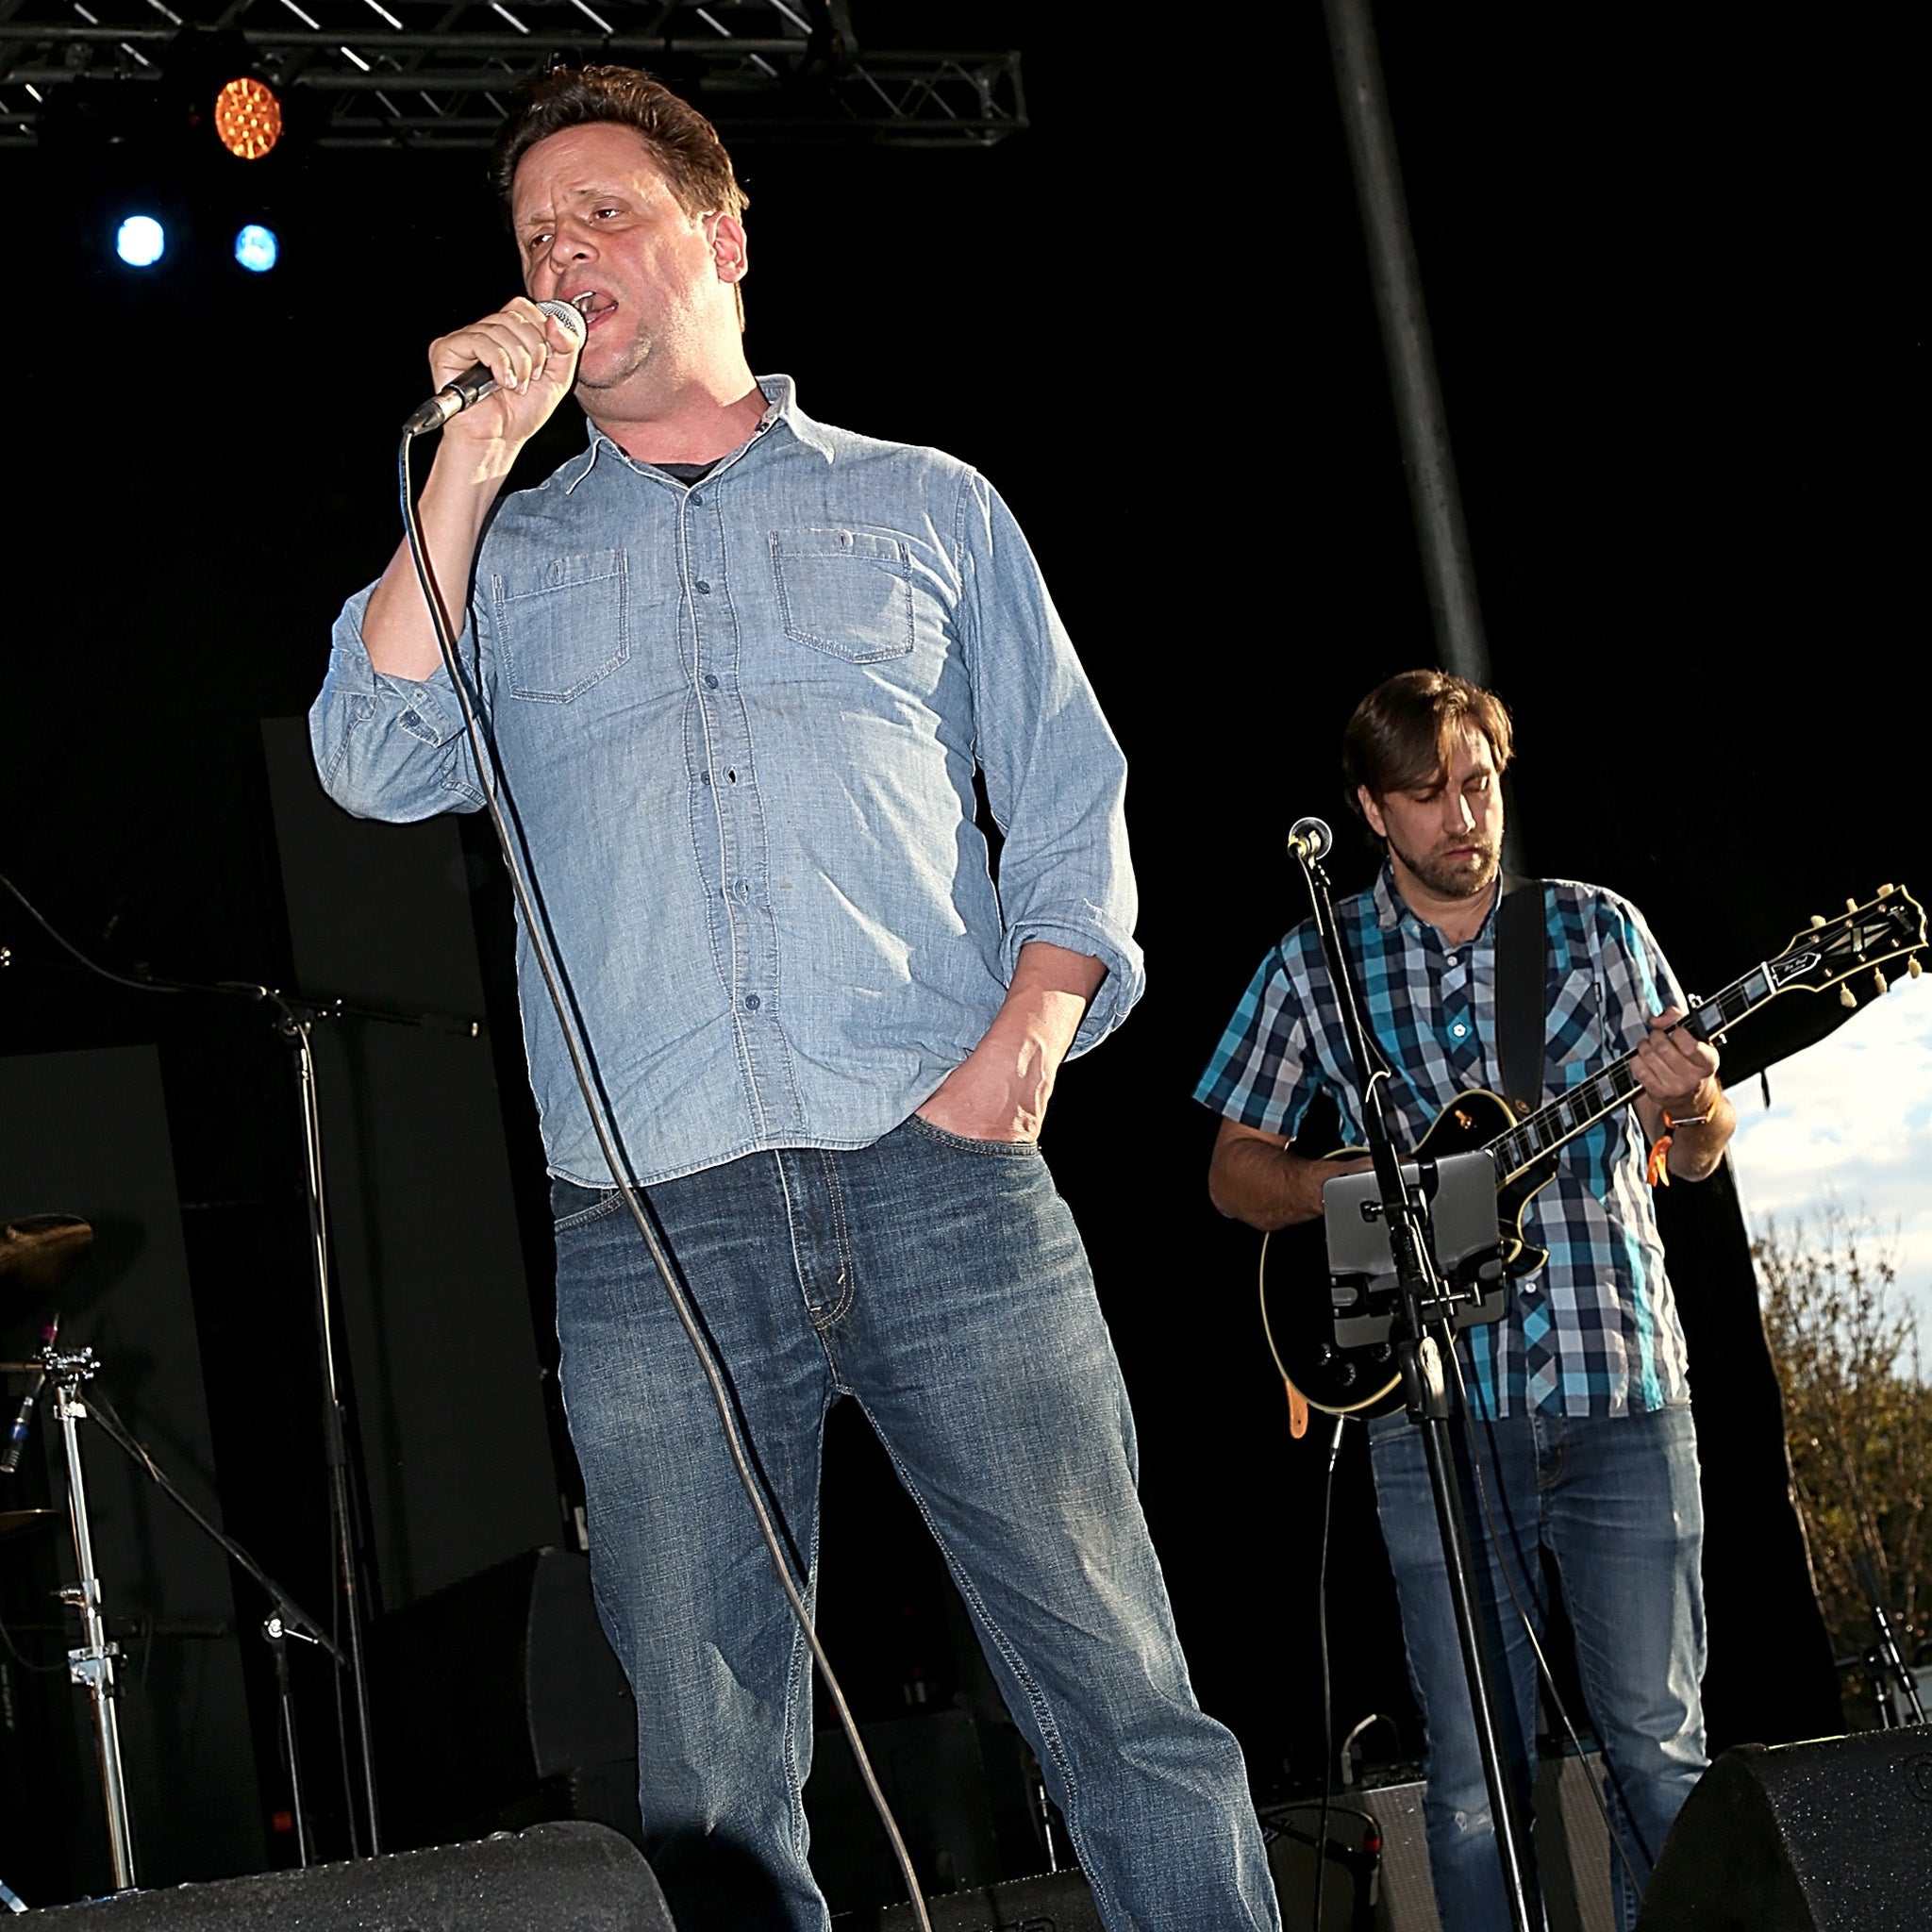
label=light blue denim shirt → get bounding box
[310,377,1143,1187]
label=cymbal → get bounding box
[0,1215,92,1321]
[0,1507,58,1539]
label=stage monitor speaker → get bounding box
[837,1868,1102,1930]
[1288,1752,1615,1931]
[1637,1730,1932,1931]
[32,1821,672,1928]
[372,1547,640,1848]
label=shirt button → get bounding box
[743,994,761,1012]
[695,580,711,594]
[1445,954,1458,966]
[691,493,704,506]
[703,673,720,690]
[700,771,711,786]
[1452,1023,1469,1038]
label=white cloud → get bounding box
[1730,974,1932,1320]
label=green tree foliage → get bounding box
[1757,1208,1932,1716]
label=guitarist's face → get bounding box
[1358,725,1505,916]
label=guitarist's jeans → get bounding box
[1369,1399,1707,1932]
[549,1116,1279,1932]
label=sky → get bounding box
[1729,974,1932,1338]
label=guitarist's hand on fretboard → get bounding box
[1630,1004,1735,1180]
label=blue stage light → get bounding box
[234,223,279,274]
[115,215,166,268]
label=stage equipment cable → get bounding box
[1311,1408,1348,1930]
[397,428,934,1931]
[1446,1344,1655,1903]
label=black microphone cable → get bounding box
[396,427,934,1930]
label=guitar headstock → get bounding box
[1767,885,1926,1002]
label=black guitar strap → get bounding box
[1494,874,1548,1119]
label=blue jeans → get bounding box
[1368,1399,1707,1932]
[553,1116,1278,1932]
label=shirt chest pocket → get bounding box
[490,549,630,703]
[1545,964,1603,1074]
[769,527,915,663]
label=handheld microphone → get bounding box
[403,299,589,436]
[1287,816,1334,863]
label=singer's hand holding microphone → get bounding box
[405,295,588,446]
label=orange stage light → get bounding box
[213,76,282,161]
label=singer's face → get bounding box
[511,123,745,400]
[1357,725,1505,910]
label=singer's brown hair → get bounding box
[1341,669,1514,818]
[491,65,746,224]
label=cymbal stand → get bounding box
[268,991,382,1857]
[68,1370,345,1869]
[42,1342,137,1892]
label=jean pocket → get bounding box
[769,527,915,662]
[903,1114,1041,1158]
[551,1176,626,1230]
[490,549,630,702]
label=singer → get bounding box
[1196,669,1733,1931]
[308,64,1276,1932]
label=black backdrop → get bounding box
[2,0,1923,1889]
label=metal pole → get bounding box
[291,1019,383,1855]
[53,1376,137,1891]
[1323,0,1492,693]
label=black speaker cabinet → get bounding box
[838,1869,1103,1930]
[31,1822,673,1928]
[1638,1730,1932,1931]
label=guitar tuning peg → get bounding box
[1874,968,1889,995]
[1878,883,1895,897]
[1809,915,1826,929]
[1910,956,1924,980]
[1846,898,1859,914]
[1840,984,1857,1009]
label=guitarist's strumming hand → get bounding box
[1631,1005,1737,1181]
[1208,1119,1371,1231]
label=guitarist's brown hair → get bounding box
[1341,668,1515,818]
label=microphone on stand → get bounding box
[402,298,589,436]
[1287,816,1334,864]
[1,1316,58,1476]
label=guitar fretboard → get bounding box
[1490,962,1777,1181]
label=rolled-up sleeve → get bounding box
[957,471,1144,1056]
[308,583,488,821]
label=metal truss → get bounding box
[0,0,1024,149]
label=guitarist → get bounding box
[1197,669,1734,1932]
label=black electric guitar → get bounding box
[1257,885,1926,1420]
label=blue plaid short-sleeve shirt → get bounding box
[1195,868,1690,1419]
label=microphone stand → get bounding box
[1290,831,1537,1932]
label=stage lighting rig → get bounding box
[115,212,166,269]
[212,75,283,163]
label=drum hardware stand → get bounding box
[7,1332,347,1874]
[1288,819,1537,1932]
[244,984,482,1858]
[1855,1550,1925,1727]
[41,1341,137,1892]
